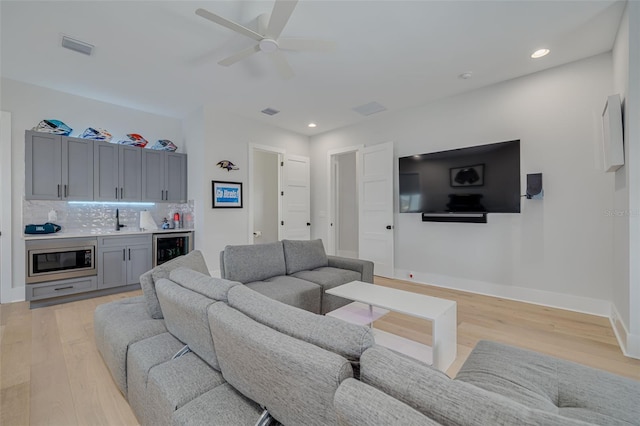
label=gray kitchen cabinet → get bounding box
[25,131,93,200]
[142,150,187,202]
[97,235,152,289]
[94,141,142,201]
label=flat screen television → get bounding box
[399,140,521,216]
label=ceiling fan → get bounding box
[195,0,335,79]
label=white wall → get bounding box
[253,150,279,244]
[1,78,184,300]
[311,53,615,315]
[188,107,309,270]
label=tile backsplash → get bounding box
[23,200,195,233]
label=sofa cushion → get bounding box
[222,241,286,283]
[169,267,239,302]
[141,250,210,319]
[172,383,262,426]
[456,341,640,426]
[360,345,588,426]
[208,302,353,426]
[292,267,361,313]
[228,284,374,369]
[245,275,322,314]
[282,239,328,274]
[94,296,166,397]
[334,378,441,426]
[156,278,220,370]
[145,352,226,426]
[127,332,186,424]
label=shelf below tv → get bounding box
[422,212,487,223]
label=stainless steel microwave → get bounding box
[26,237,97,284]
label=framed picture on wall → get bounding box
[212,181,243,208]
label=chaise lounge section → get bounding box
[219,239,373,314]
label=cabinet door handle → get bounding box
[120,187,123,199]
[64,184,68,198]
[164,190,168,200]
[128,248,131,261]
[123,249,126,261]
[54,286,74,291]
[57,184,61,197]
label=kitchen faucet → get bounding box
[115,208,126,231]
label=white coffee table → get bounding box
[326,281,457,371]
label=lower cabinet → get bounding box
[98,235,152,289]
[26,276,98,301]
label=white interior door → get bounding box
[282,155,311,240]
[359,142,394,278]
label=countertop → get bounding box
[23,228,194,240]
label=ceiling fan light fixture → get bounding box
[259,39,279,53]
[531,48,550,59]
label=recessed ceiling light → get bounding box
[458,72,473,80]
[531,48,550,59]
[308,123,317,128]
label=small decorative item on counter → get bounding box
[80,127,113,141]
[173,212,181,229]
[116,133,148,148]
[33,119,72,135]
[161,218,171,229]
[25,223,62,234]
[216,160,239,171]
[149,139,177,152]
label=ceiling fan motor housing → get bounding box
[259,39,279,53]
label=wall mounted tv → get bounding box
[399,140,521,222]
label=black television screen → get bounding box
[399,140,521,214]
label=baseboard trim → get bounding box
[610,304,640,359]
[393,268,611,317]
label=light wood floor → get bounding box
[1,278,639,426]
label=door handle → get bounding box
[54,286,74,291]
[123,249,126,261]
[128,248,131,261]
[120,187,123,199]
[306,222,311,226]
[386,225,393,230]
[64,184,68,198]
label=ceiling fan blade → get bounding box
[218,44,261,66]
[277,38,336,52]
[196,8,263,42]
[268,50,294,79]
[266,0,299,39]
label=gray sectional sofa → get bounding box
[219,239,373,314]
[95,250,640,426]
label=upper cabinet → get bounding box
[93,141,142,201]
[26,131,187,202]
[25,131,93,201]
[142,150,187,203]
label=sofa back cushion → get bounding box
[282,239,328,274]
[360,346,586,426]
[222,241,286,283]
[140,250,210,319]
[155,278,220,370]
[208,302,352,426]
[169,267,239,302]
[227,284,374,369]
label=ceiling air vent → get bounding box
[61,36,94,56]
[352,101,387,116]
[261,107,280,116]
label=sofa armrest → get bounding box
[328,256,374,283]
[219,251,226,278]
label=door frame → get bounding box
[248,144,285,244]
[1,111,17,303]
[327,145,363,255]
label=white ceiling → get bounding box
[0,0,625,136]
